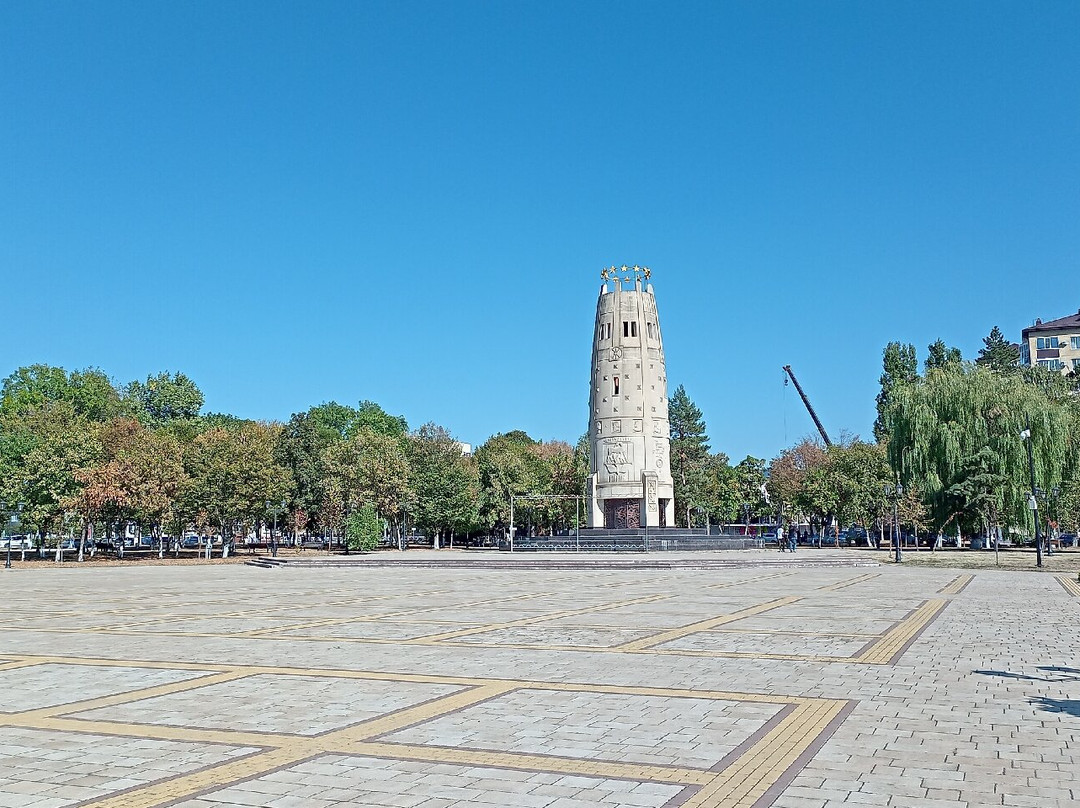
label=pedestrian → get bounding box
[788,528,797,553]
[777,524,785,552]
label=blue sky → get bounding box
[2,1,1078,460]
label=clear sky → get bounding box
[3,1,1078,461]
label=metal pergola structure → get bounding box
[508,494,586,552]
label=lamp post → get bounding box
[884,482,903,563]
[4,505,23,570]
[1049,485,1061,556]
[1020,421,1042,568]
[266,500,284,557]
[508,496,515,552]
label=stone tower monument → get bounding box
[587,266,675,529]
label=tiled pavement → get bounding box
[0,553,1077,807]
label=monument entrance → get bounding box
[604,498,641,529]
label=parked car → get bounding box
[969,536,1013,549]
[1059,533,1077,547]
[843,527,868,542]
[0,535,35,550]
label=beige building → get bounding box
[587,267,675,529]
[1020,309,1080,374]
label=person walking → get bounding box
[788,527,797,553]
[777,524,786,552]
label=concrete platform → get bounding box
[246,548,880,570]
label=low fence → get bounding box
[506,530,764,553]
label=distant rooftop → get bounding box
[1022,308,1080,336]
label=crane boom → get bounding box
[782,365,832,447]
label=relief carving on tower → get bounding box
[654,440,666,469]
[647,477,658,510]
[602,439,634,482]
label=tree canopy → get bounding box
[975,326,1021,372]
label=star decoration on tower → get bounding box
[600,265,652,283]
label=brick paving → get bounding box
[0,551,1076,807]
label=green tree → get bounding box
[874,342,917,442]
[322,426,411,529]
[825,441,892,542]
[407,423,479,544]
[183,422,292,542]
[350,400,408,438]
[668,385,710,526]
[126,372,204,425]
[474,431,548,532]
[733,456,770,524]
[0,401,101,534]
[345,505,380,551]
[275,404,352,524]
[975,326,1020,372]
[924,340,962,373]
[943,446,1008,541]
[1,364,124,422]
[887,363,1077,536]
[69,418,187,546]
[696,452,738,525]
[768,439,828,527]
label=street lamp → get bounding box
[4,505,23,570]
[1049,485,1061,556]
[265,500,284,558]
[1021,422,1043,568]
[884,482,903,563]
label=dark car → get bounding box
[1060,533,1077,547]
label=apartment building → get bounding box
[1020,309,1080,373]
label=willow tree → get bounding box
[886,364,1078,538]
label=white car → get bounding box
[0,536,35,550]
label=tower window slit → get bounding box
[631,321,637,337]
[613,377,620,395]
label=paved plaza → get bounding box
[0,553,1077,808]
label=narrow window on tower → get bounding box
[613,377,620,395]
[622,321,629,337]
[630,322,637,337]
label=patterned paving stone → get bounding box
[168,754,687,808]
[656,630,870,657]
[0,664,209,713]
[451,625,657,648]
[382,687,781,768]
[70,674,464,735]
[272,620,454,641]
[0,552,1077,808]
[0,726,256,808]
